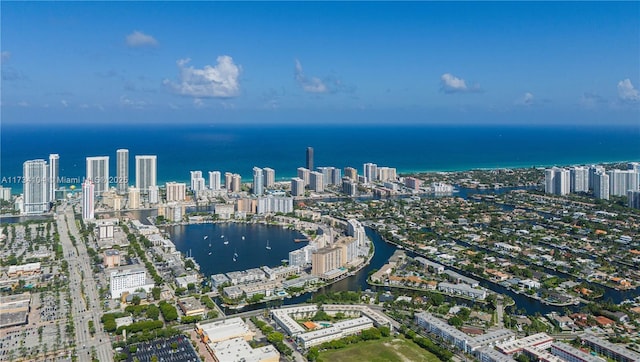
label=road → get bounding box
[56,203,113,362]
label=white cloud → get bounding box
[440,73,480,93]
[617,78,639,103]
[193,98,204,108]
[515,92,534,106]
[126,31,158,48]
[61,100,69,108]
[164,56,241,98]
[294,59,328,93]
[120,95,148,109]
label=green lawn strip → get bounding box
[318,336,440,362]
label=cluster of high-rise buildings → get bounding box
[544,163,640,208]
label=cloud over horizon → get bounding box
[126,31,159,48]
[617,78,639,103]
[440,73,481,93]
[294,59,328,93]
[515,92,534,106]
[164,56,241,98]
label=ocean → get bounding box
[2,123,639,193]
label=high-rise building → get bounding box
[116,149,129,194]
[297,167,310,186]
[23,159,49,214]
[135,155,157,194]
[109,268,153,299]
[342,177,357,196]
[0,186,11,201]
[588,165,605,190]
[86,156,109,197]
[628,190,640,209]
[331,168,342,185]
[291,178,305,197]
[405,177,422,191]
[608,169,639,196]
[148,185,159,204]
[569,166,589,193]
[306,147,314,172]
[190,171,205,193]
[593,172,609,200]
[317,167,332,185]
[82,180,94,221]
[311,246,343,276]
[377,167,397,182]
[48,154,59,202]
[629,162,640,187]
[544,167,569,195]
[344,167,358,181]
[166,182,186,202]
[309,171,324,193]
[263,167,275,188]
[128,187,141,208]
[363,163,378,184]
[209,171,221,190]
[224,172,233,191]
[231,174,242,193]
[252,167,264,196]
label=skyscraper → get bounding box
[607,169,638,197]
[569,166,589,193]
[209,171,221,190]
[82,179,94,221]
[628,190,640,209]
[166,182,186,202]
[231,174,242,193]
[128,187,141,209]
[86,156,109,197]
[253,167,264,196]
[135,155,157,194]
[190,171,205,193]
[291,177,305,197]
[363,163,378,184]
[306,147,314,172]
[48,154,59,202]
[224,172,233,191]
[297,167,310,186]
[544,167,569,195]
[23,159,49,214]
[593,172,609,200]
[344,167,358,181]
[116,149,129,194]
[309,171,324,193]
[263,167,275,188]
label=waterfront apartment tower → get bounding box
[116,149,129,194]
[82,180,95,221]
[224,172,233,192]
[135,155,157,194]
[344,167,358,181]
[263,167,275,188]
[588,165,605,190]
[208,171,221,191]
[86,156,109,197]
[231,174,242,193]
[544,167,569,196]
[48,154,59,202]
[309,171,324,193]
[593,172,609,200]
[342,178,357,197]
[569,166,589,193]
[166,182,186,202]
[190,171,205,194]
[629,162,640,187]
[306,147,314,172]
[291,178,305,197]
[128,187,141,209]
[253,167,264,196]
[607,169,639,197]
[363,163,378,184]
[297,167,310,186]
[23,159,49,214]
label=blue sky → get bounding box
[1,1,639,124]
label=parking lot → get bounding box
[126,335,200,362]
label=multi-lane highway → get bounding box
[56,204,112,362]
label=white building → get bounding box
[256,196,293,214]
[128,187,141,209]
[253,167,264,196]
[296,167,310,186]
[86,156,109,197]
[263,167,275,188]
[48,154,59,202]
[82,180,94,221]
[593,172,609,200]
[0,186,11,201]
[545,167,570,196]
[291,177,305,196]
[190,170,206,194]
[135,155,157,194]
[363,163,378,184]
[116,149,129,194]
[23,159,49,214]
[148,185,159,204]
[208,171,221,191]
[166,182,186,202]
[309,171,324,193]
[608,169,639,196]
[570,166,589,193]
[109,268,154,299]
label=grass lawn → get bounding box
[317,336,441,362]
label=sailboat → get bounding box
[266,239,271,250]
[242,236,245,240]
[204,235,208,240]
[233,249,238,262]
[208,251,212,255]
